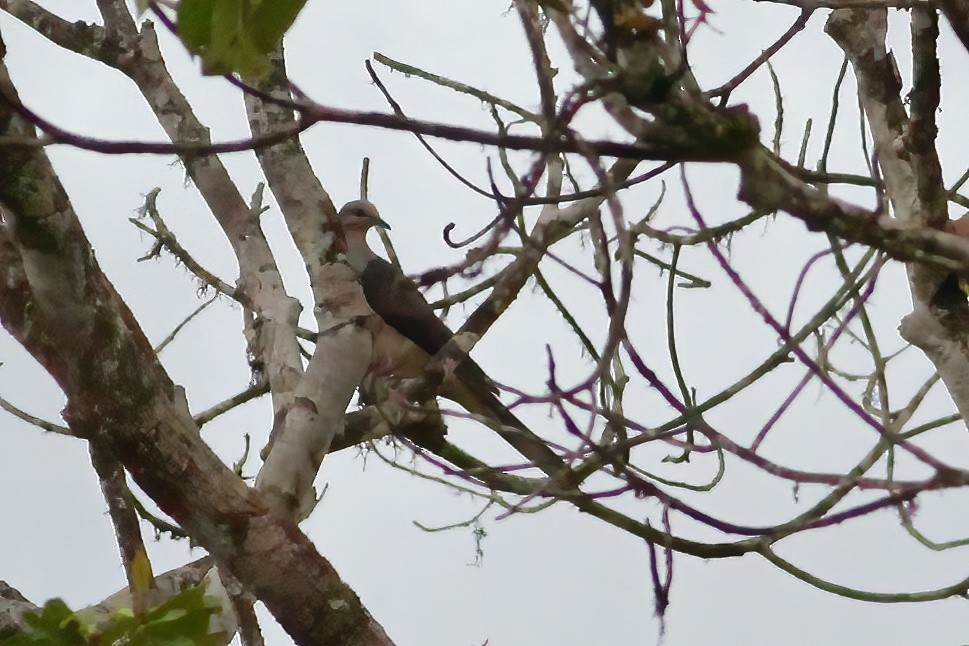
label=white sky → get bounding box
[1,1,969,645]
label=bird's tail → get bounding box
[447,363,567,478]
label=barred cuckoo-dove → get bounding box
[338,200,563,474]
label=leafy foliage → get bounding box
[176,0,307,78]
[0,587,224,645]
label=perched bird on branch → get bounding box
[338,200,565,475]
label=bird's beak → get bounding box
[374,216,391,230]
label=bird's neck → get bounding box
[343,229,379,273]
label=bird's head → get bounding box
[338,200,391,232]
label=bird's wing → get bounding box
[359,256,496,394]
[360,257,564,474]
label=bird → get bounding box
[337,200,566,476]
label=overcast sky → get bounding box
[2,2,969,645]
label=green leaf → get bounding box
[176,0,215,53]
[134,0,152,17]
[131,587,223,645]
[249,0,307,53]
[130,547,155,599]
[1,588,223,646]
[175,0,307,78]
[0,599,86,645]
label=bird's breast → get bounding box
[368,318,429,379]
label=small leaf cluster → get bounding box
[176,0,307,78]
[1,586,224,646]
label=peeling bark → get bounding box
[0,36,392,645]
[828,8,969,427]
